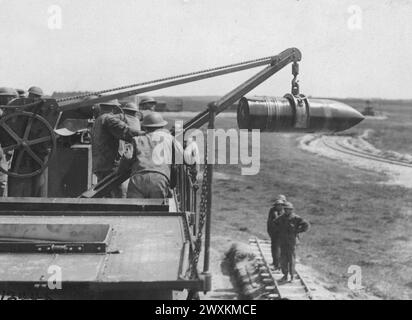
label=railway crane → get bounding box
[0,48,363,299]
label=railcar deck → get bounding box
[0,198,200,299]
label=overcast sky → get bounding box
[1,0,411,99]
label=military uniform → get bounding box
[273,204,309,280]
[127,112,185,199]
[267,202,284,268]
[127,129,183,199]
[91,111,142,198]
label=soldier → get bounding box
[139,97,157,113]
[120,102,143,126]
[91,99,144,198]
[267,199,285,269]
[27,86,44,99]
[0,88,19,197]
[16,89,26,98]
[274,201,310,282]
[0,87,18,106]
[126,112,184,199]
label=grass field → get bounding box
[164,98,412,300]
[347,101,412,154]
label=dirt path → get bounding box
[299,133,412,188]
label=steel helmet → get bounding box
[28,86,43,97]
[16,89,26,96]
[273,199,285,207]
[277,194,287,202]
[0,87,18,97]
[139,97,157,105]
[283,202,294,210]
[142,112,168,128]
[100,99,121,107]
[122,102,139,112]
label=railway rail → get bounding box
[249,238,313,300]
[322,136,412,168]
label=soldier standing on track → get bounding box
[267,199,286,269]
[91,99,144,198]
[274,201,310,282]
[126,112,184,199]
[0,88,19,197]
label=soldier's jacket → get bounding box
[267,207,282,237]
[273,213,310,247]
[130,129,184,180]
[91,113,142,174]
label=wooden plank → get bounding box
[0,197,168,213]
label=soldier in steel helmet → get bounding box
[120,102,143,125]
[273,201,310,281]
[267,197,287,269]
[27,86,44,100]
[139,97,157,116]
[125,112,187,199]
[16,89,26,98]
[0,87,18,107]
[91,99,144,198]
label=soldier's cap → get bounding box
[142,112,168,128]
[28,86,43,96]
[139,97,157,105]
[16,89,26,95]
[283,202,294,210]
[122,102,139,112]
[0,87,18,97]
[99,99,121,107]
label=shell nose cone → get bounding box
[308,99,365,132]
[330,100,365,131]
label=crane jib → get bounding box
[57,48,301,114]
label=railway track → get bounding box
[249,238,313,300]
[322,136,412,168]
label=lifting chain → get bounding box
[186,157,210,279]
[291,61,300,95]
[56,56,276,103]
